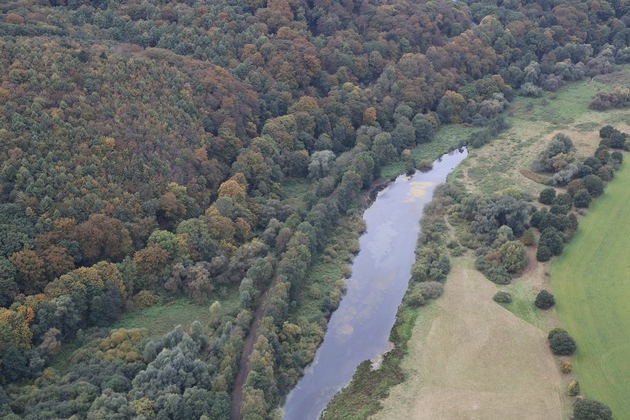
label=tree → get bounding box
[573,399,613,420]
[539,187,556,205]
[9,249,46,294]
[535,290,555,309]
[308,150,336,179]
[471,195,533,237]
[498,240,528,273]
[75,214,133,264]
[412,114,435,144]
[573,189,592,208]
[549,331,576,355]
[536,245,552,262]
[583,175,604,198]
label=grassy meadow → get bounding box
[550,160,630,418]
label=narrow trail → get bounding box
[230,287,271,420]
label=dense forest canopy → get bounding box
[1,0,630,418]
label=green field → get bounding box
[551,159,630,418]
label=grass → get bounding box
[282,177,312,208]
[550,159,630,418]
[496,281,545,329]
[113,286,240,338]
[373,260,565,419]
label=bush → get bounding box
[535,290,555,309]
[407,286,426,307]
[568,380,580,396]
[539,188,556,205]
[133,290,160,309]
[522,228,536,246]
[418,281,444,300]
[573,399,613,420]
[536,245,551,262]
[475,256,512,285]
[560,361,573,373]
[549,331,577,355]
[498,240,528,273]
[493,291,512,304]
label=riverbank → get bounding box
[285,150,467,419]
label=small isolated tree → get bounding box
[573,399,613,420]
[535,290,555,309]
[573,189,592,208]
[549,330,577,355]
[539,187,556,205]
[493,290,512,303]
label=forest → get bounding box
[1,0,630,418]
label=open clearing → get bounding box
[550,160,630,418]
[454,72,630,195]
[374,258,565,420]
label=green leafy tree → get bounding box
[534,290,555,309]
[573,399,613,420]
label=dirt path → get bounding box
[230,287,271,420]
[373,258,566,420]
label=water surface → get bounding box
[283,148,468,420]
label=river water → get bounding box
[283,148,468,420]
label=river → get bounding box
[282,148,468,420]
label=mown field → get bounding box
[550,160,630,418]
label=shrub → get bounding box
[539,188,556,205]
[554,193,573,211]
[560,361,573,374]
[133,290,160,309]
[539,228,564,256]
[522,228,536,246]
[498,240,528,273]
[475,256,512,285]
[418,281,444,300]
[536,245,552,262]
[599,125,616,139]
[407,286,426,307]
[549,331,577,355]
[568,380,580,396]
[535,290,555,309]
[573,399,613,420]
[493,291,512,304]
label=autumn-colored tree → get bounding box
[9,249,46,295]
[74,214,132,264]
[42,245,75,280]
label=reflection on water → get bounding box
[282,148,468,420]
